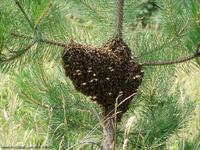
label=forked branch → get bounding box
[11,32,200,67]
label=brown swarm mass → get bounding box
[62,37,143,121]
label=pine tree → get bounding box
[1,0,200,149]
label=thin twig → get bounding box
[114,97,119,150]
[138,21,189,58]
[13,0,35,31]
[5,41,36,62]
[21,91,50,109]
[34,1,53,29]
[68,92,137,150]
[11,32,67,47]
[80,1,107,22]
[141,51,200,66]
[79,93,136,144]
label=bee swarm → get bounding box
[62,37,143,121]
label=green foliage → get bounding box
[1,0,200,149]
[0,74,48,147]
[13,63,101,149]
[126,75,194,149]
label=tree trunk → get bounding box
[101,115,116,150]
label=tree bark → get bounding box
[101,115,116,150]
[115,0,124,38]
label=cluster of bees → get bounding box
[62,37,143,121]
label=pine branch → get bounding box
[0,41,36,72]
[13,0,35,31]
[0,31,66,72]
[78,0,107,22]
[5,41,36,63]
[11,32,67,47]
[138,21,188,58]
[141,46,200,66]
[115,0,125,38]
[34,1,53,30]
[21,91,50,109]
